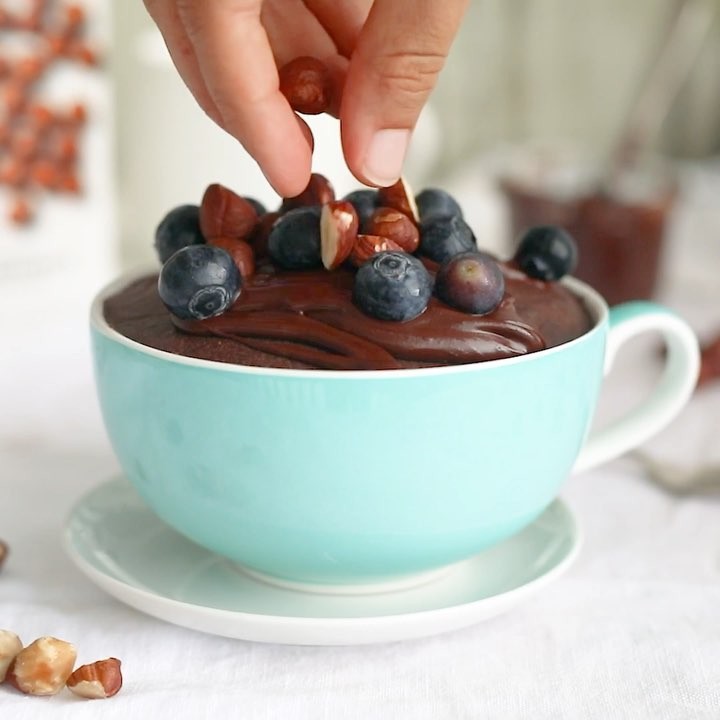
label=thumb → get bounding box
[340,0,468,187]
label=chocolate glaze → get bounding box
[104,262,592,371]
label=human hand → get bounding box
[144,0,468,197]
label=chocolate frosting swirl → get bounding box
[104,263,592,371]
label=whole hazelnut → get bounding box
[364,207,420,253]
[209,237,255,279]
[200,183,259,240]
[278,56,332,115]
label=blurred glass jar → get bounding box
[498,143,678,306]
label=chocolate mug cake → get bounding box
[104,175,592,371]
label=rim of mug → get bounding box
[90,267,609,380]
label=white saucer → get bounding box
[64,478,581,646]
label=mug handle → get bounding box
[573,301,700,474]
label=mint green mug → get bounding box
[91,273,699,591]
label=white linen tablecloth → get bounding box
[1,162,719,719]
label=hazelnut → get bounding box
[250,211,281,259]
[364,207,420,253]
[0,630,22,682]
[9,197,33,225]
[30,159,59,189]
[0,161,27,188]
[6,636,77,696]
[0,539,7,570]
[321,201,359,270]
[281,173,335,213]
[376,177,419,224]
[58,173,81,194]
[52,133,78,163]
[209,237,255,279]
[350,234,403,267]
[65,4,86,28]
[200,183,259,240]
[66,658,122,699]
[68,103,87,125]
[47,35,69,58]
[67,43,99,67]
[278,56,332,115]
[27,103,55,131]
[16,56,44,83]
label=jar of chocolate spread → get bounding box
[499,145,677,307]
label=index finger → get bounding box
[177,0,312,197]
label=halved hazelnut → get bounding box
[278,56,332,115]
[281,173,335,213]
[350,234,403,267]
[66,658,122,699]
[6,636,77,696]
[321,201,359,270]
[250,211,281,259]
[364,207,420,253]
[376,177,419,224]
[200,183,259,240]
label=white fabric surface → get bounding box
[2,162,720,719]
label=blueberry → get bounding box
[268,206,322,269]
[416,188,463,221]
[158,244,242,320]
[154,205,205,264]
[342,189,379,229]
[514,225,578,281]
[353,251,433,322]
[435,251,505,315]
[244,197,267,217]
[419,215,476,263]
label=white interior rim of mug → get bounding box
[90,267,609,380]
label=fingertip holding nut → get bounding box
[376,178,420,225]
[281,173,335,213]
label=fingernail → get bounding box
[362,129,410,186]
